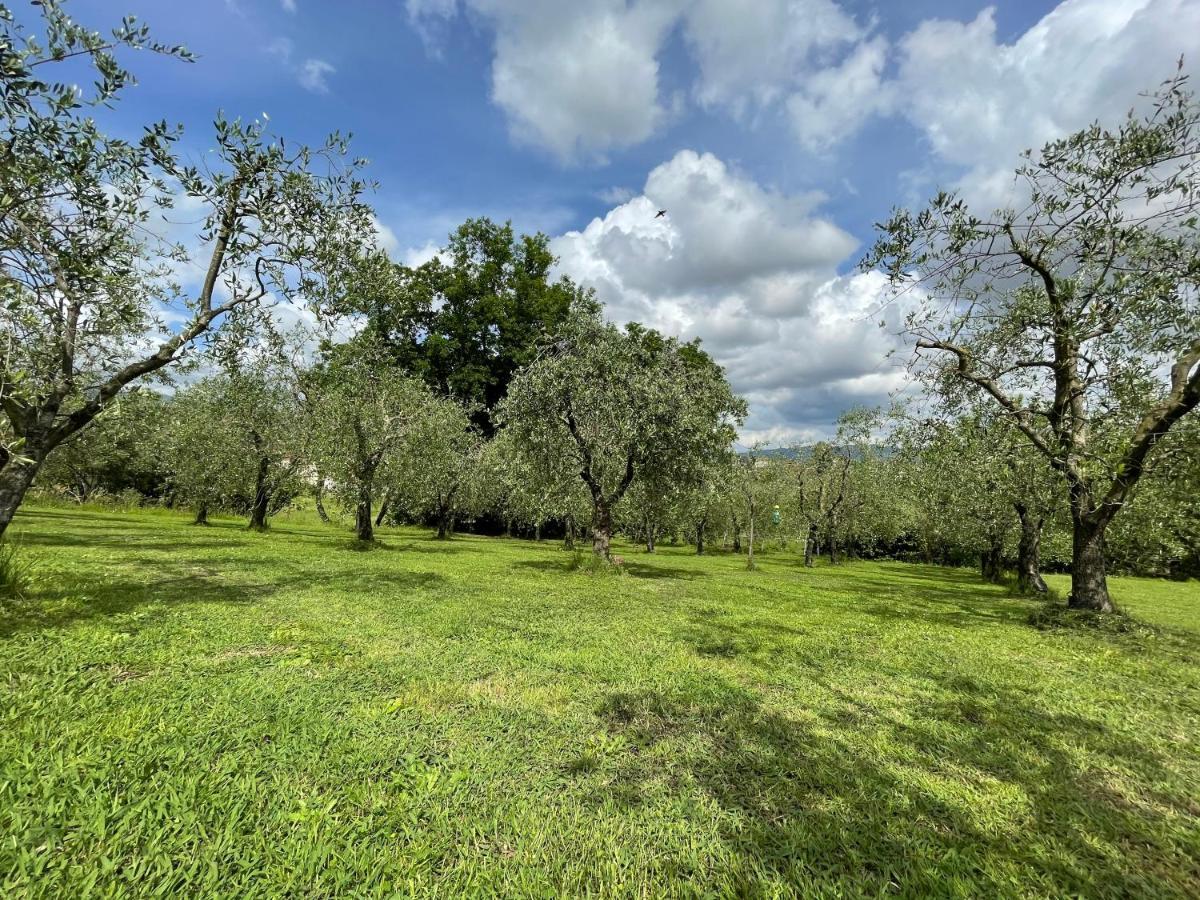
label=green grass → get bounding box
[2,506,1198,898]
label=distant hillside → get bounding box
[739,445,894,461]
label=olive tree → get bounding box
[479,428,589,543]
[1106,416,1200,577]
[396,396,483,539]
[891,408,1059,590]
[0,1,372,538]
[676,462,734,556]
[162,368,304,527]
[499,314,744,561]
[866,69,1200,611]
[306,354,437,544]
[163,380,242,525]
[34,389,169,504]
[730,447,777,570]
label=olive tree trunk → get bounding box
[355,490,374,543]
[247,453,271,531]
[314,470,331,524]
[592,502,613,560]
[804,522,817,568]
[1014,504,1048,594]
[193,503,210,526]
[0,456,41,539]
[1070,515,1113,612]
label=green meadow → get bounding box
[2,506,1198,898]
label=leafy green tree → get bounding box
[1107,417,1200,577]
[499,313,745,561]
[892,411,1041,586]
[0,1,372,538]
[35,390,170,504]
[675,462,734,556]
[867,69,1200,611]
[395,396,483,539]
[478,428,588,543]
[782,410,880,567]
[163,381,241,524]
[731,447,776,570]
[343,219,596,434]
[162,368,304,528]
[793,443,856,567]
[619,478,684,554]
[307,352,437,543]
[224,366,306,531]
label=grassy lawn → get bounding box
[2,506,1198,898]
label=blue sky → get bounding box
[69,0,1200,442]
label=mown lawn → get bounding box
[2,506,1198,898]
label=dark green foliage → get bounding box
[344,219,597,433]
[34,391,172,503]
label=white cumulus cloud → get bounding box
[891,0,1200,205]
[410,0,681,162]
[552,150,909,440]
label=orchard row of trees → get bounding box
[2,3,1197,612]
[31,381,1199,586]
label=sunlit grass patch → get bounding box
[2,505,1198,897]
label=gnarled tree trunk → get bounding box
[592,502,613,560]
[314,470,331,524]
[1070,514,1113,612]
[355,488,373,543]
[247,449,271,531]
[1015,504,1048,594]
[804,522,817,568]
[193,503,209,526]
[0,455,42,539]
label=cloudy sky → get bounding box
[72,0,1200,443]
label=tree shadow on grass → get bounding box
[809,567,1033,630]
[509,558,706,581]
[380,541,474,555]
[675,607,811,661]
[18,532,250,552]
[16,508,170,527]
[586,677,1198,897]
[0,559,447,638]
[0,562,277,638]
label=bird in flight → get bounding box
[654,209,667,218]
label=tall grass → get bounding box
[0,538,32,599]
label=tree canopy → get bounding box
[866,67,1200,611]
